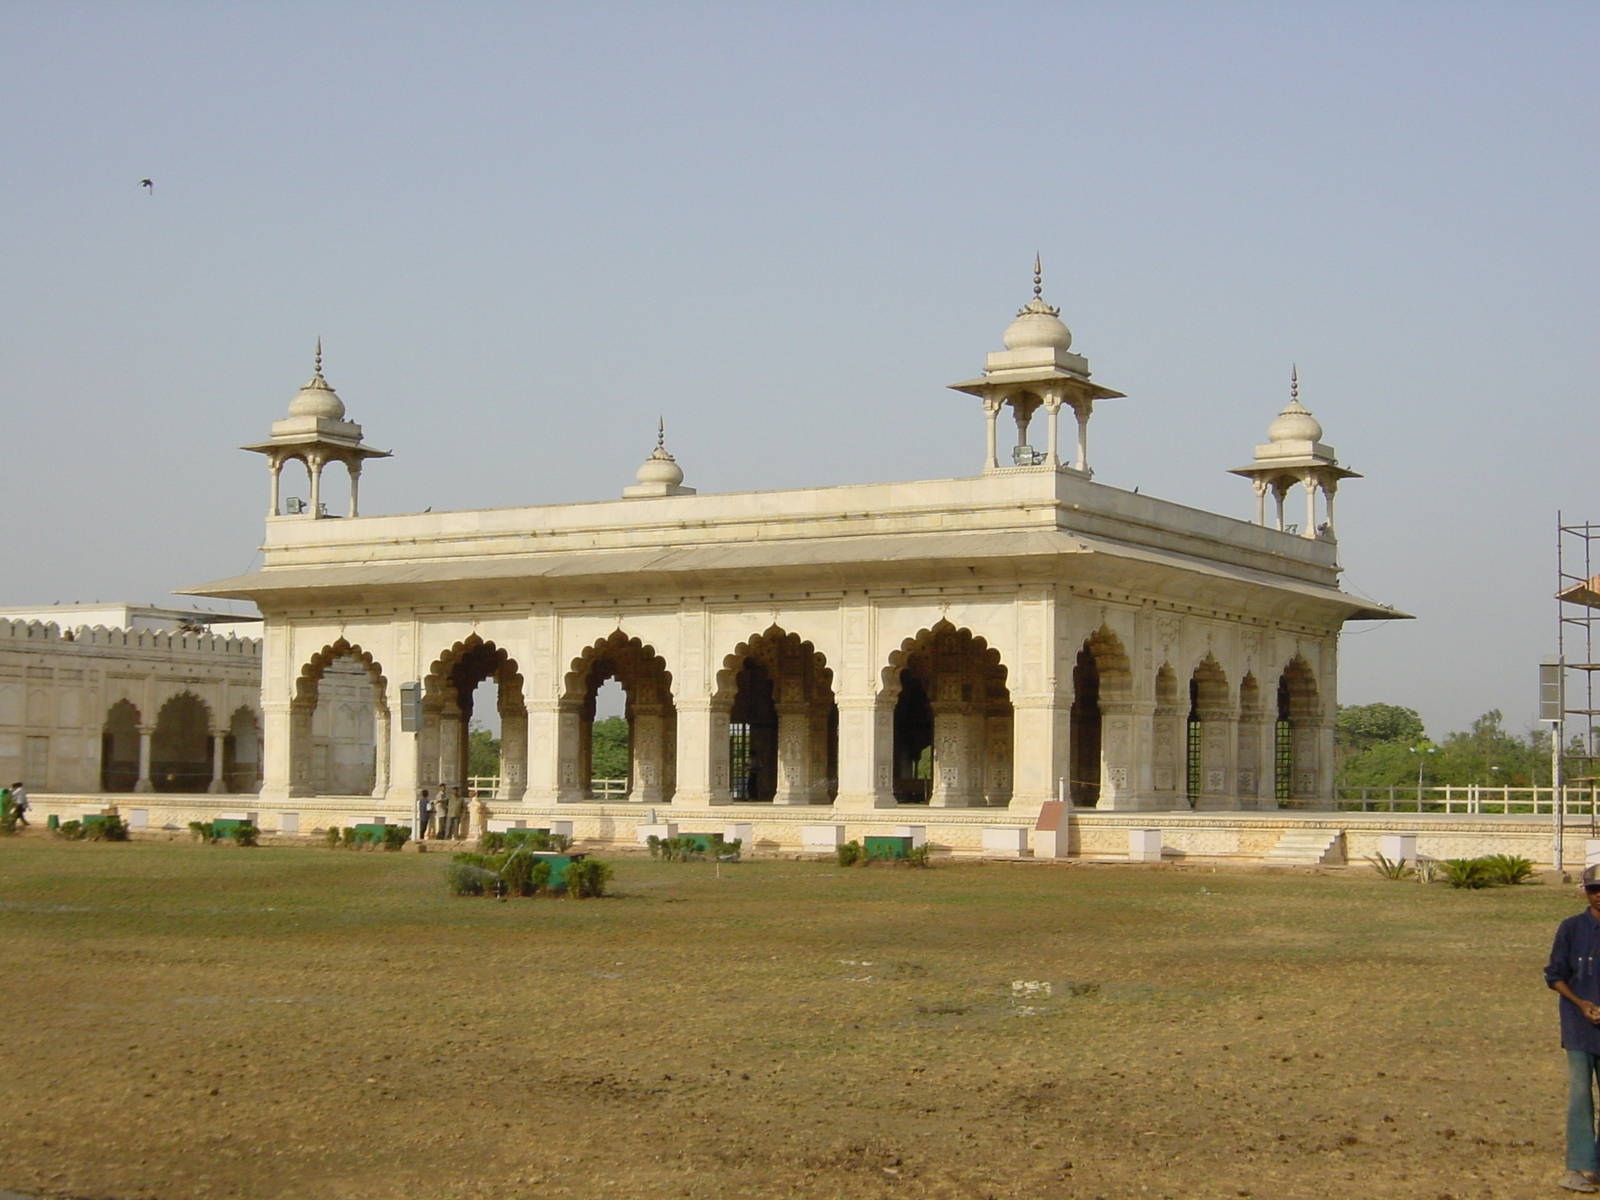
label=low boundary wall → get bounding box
[25,792,1588,869]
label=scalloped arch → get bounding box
[295,639,388,701]
[562,630,673,704]
[880,619,1008,696]
[424,633,525,702]
[713,625,834,703]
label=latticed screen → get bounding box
[1274,719,1292,800]
[728,722,751,798]
[1185,718,1202,804]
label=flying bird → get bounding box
[140,179,153,193]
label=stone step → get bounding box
[1263,828,1344,865]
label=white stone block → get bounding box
[1585,839,1600,869]
[126,808,148,830]
[723,822,753,846]
[277,812,299,834]
[637,822,677,845]
[548,820,574,839]
[893,825,927,848]
[1379,834,1417,864]
[801,824,845,849]
[486,819,517,833]
[1034,829,1063,859]
[1129,828,1163,863]
[982,827,1028,857]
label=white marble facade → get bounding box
[190,276,1397,817]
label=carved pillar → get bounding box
[133,725,155,793]
[348,462,362,519]
[833,697,896,810]
[1302,475,1317,540]
[1272,480,1290,530]
[1322,479,1338,539]
[416,696,442,793]
[207,729,227,793]
[673,698,731,807]
[1252,478,1268,526]
[438,704,463,791]
[983,709,1012,806]
[370,695,390,799]
[1151,702,1182,807]
[268,457,283,517]
[499,706,528,803]
[307,453,325,519]
[928,699,979,807]
[1073,399,1093,473]
[287,699,316,797]
[258,700,293,803]
[555,702,586,803]
[773,701,813,804]
[1236,709,1272,810]
[1096,701,1141,809]
[808,703,833,802]
[983,394,1002,471]
[1192,702,1240,811]
[630,703,667,804]
[1043,393,1063,467]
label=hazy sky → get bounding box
[1,2,1595,738]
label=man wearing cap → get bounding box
[1545,865,1600,1191]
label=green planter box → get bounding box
[677,833,723,853]
[350,823,389,843]
[863,836,912,860]
[212,819,250,838]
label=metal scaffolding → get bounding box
[1554,515,1600,859]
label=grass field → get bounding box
[0,837,1580,1199]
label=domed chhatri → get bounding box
[286,339,347,420]
[1230,367,1359,541]
[623,419,696,498]
[948,256,1123,476]
[1002,257,1073,352]
[1265,367,1323,444]
[241,338,389,519]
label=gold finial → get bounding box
[1033,253,1043,299]
[314,337,323,379]
[1290,363,1299,403]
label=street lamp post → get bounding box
[1410,745,1439,807]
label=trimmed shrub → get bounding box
[446,861,490,896]
[904,844,932,868]
[87,815,130,842]
[564,858,613,899]
[381,825,411,853]
[231,822,260,848]
[56,819,86,841]
[837,840,863,867]
[324,826,342,849]
[190,821,216,843]
[479,831,508,853]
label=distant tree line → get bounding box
[1336,703,1557,789]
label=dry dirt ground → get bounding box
[0,835,1580,1199]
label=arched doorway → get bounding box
[289,641,388,798]
[224,706,262,794]
[151,692,213,793]
[884,622,1011,808]
[1184,655,1232,808]
[715,628,838,804]
[1276,656,1320,802]
[422,637,526,801]
[560,632,675,803]
[100,699,141,792]
[1068,627,1132,808]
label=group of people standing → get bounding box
[418,787,468,841]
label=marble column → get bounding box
[207,729,227,793]
[134,725,155,793]
[833,697,895,810]
[773,701,813,805]
[499,707,528,803]
[630,703,668,805]
[672,698,731,807]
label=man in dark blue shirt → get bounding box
[1545,866,1600,1192]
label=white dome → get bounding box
[1002,297,1073,351]
[287,374,346,420]
[636,446,684,487]
[1268,398,1322,444]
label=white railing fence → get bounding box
[1317,785,1599,816]
[465,777,627,800]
